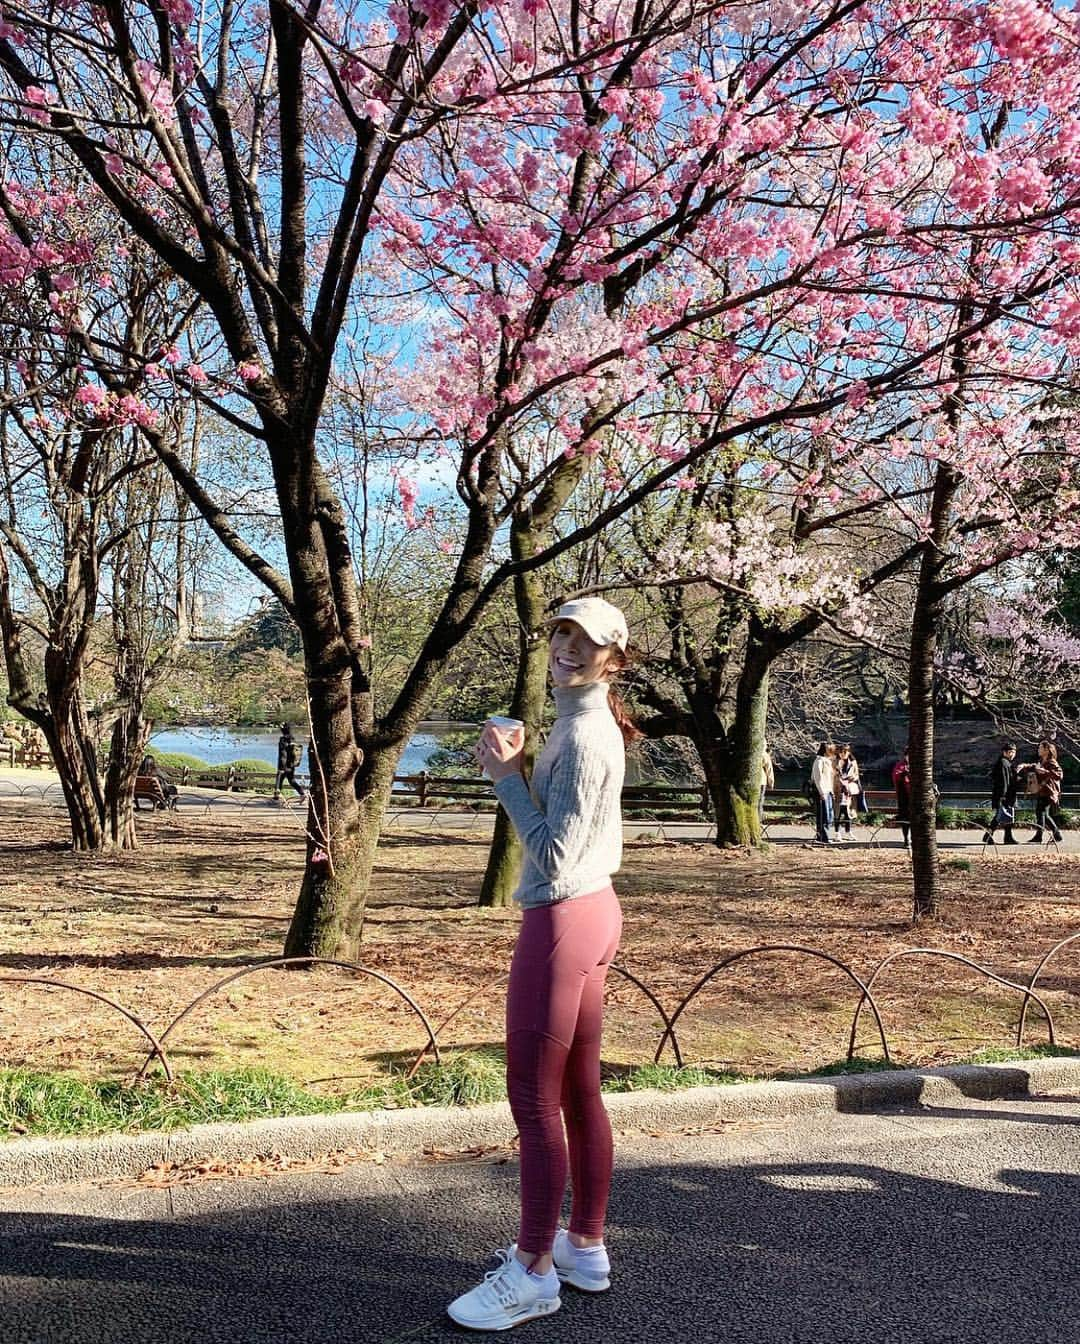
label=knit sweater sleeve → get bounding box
[493,736,612,883]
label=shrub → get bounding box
[149,751,210,774]
[425,731,483,779]
[229,757,276,776]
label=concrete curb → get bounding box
[1,1055,1077,1189]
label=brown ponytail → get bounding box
[606,647,643,748]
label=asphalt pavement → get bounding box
[1,1092,1078,1344]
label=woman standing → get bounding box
[811,742,835,843]
[833,744,861,840]
[893,747,912,851]
[448,597,635,1332]
[760,742,775,825]
[1020,739,1064,844]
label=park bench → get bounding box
[133,774,176,811]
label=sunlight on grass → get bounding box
[3,1048,1077,1141]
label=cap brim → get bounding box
[544,614,626,650]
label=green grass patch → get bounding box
[407,1050,507,1107]
[777,1056,900,1079]
[0,1067,339,1140]
[600,1062,747,1092]
[955,1044,1080,1065]
[5,1045,1078,1140]
[0,1054,507,1140]
[230,757,276,776]
[942,856,973,872]
[149,750,211,773]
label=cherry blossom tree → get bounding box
[0,175,202,848]
[3,1,1080,948]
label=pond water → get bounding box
[149,723,667,784]
[148,725,455,776]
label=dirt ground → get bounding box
[0,802,1077,1090]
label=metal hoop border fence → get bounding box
[0,935,1075,1090]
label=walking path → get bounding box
[2,766,1074,849]
[1,1089,1077,1342]
[3,769,1075,850]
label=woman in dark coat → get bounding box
[892,748,911,851]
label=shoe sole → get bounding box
[555,1266,611,1293]
[447,1297,560,1331]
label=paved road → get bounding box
[1,1094,1078,1343]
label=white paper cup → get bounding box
[486,715,524,735]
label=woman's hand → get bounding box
[476,724,524,783]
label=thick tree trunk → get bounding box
[283,656,376,958]
[908,465,959,920]
[478,519,549,908]
[705,636,771,848]
[104,707,153,850]
[693,723,736,843]
[39,674,107,853]
[0,545,110,851]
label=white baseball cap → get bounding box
[547,597,629,652]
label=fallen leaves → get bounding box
[421,1139,517,1164]
[134,1146,388,1188]
[0,802,1077,1086]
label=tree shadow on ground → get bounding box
[0,952,274,972]
[379,831,489,849]
[0,1145,1076,1344]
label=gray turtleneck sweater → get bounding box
[493,681,625,908]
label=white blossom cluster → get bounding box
[657,513,873,633]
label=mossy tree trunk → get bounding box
[476,546,547,908]
[715,632,771,848]
[478,456,590,907]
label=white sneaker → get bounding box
[552,1229,611,1292]
[447,1249,561,1331]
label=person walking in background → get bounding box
[1019,739,1064,844]
[893,747,912,850]
[274,723,306,801]
[811,742,835,843]
[833,744,861,840]
[983,742,1019,845]
[448,597,634,1332]
[760,742,775,825]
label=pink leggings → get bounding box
[505,885,622,1255]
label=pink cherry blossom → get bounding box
[75,383,107,408]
